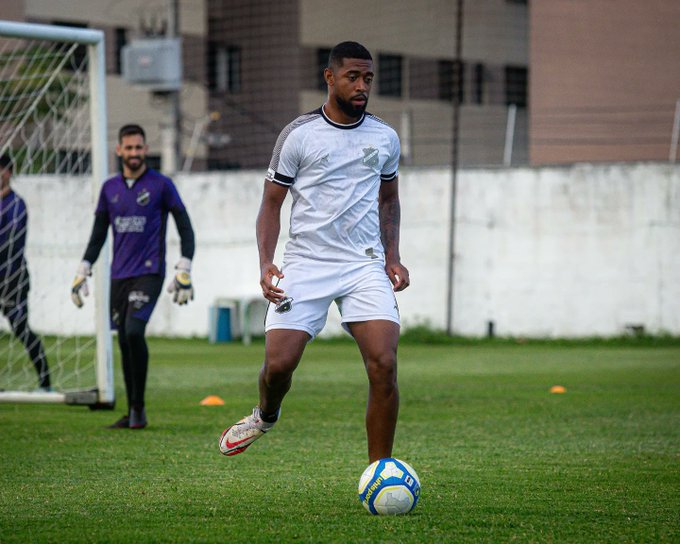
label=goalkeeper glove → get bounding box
[71,261,91,308]
[167,257,194,305]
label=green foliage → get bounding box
[1,338,679,543]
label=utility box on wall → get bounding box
[122,38,182,91]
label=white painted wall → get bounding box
[9,163,680,339]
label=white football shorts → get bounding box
[264,258,400,339]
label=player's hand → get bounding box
[260,262,285,303]
[167,257,194,305]
[386,261,410,292]
[71,261,92,308]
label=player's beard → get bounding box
[123,156,145,174]
[335,94,367,120]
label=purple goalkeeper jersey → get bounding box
[0,191,28,280]
[95,168,186,280]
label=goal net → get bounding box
[0,21,113,406]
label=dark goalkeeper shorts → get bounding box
[0,269,30,319]
[110,274,163,329]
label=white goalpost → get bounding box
[0,20,114,406]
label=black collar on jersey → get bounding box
[319,105,367,130]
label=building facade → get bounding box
[4,0,529,171]
[530,0,680,164]
[3,0,209,171]
[206,0,529,169]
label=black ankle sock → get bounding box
[259,408,280,423]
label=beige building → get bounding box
[207,0,529,169]
[2,0,209,172]
[3,0,529,170]
[9,1,678,169]
[530,1,680,164]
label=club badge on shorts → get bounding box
[275,296,294,314]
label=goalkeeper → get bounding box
[71,124,195,429]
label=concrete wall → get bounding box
[9,163,679,339]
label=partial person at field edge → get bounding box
[0,154,51,391]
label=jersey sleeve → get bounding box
[381,130,401,182]
[266,122,301,187]
[162,178,187,212]
[94,184,109,214]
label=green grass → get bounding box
[1,338,679,543]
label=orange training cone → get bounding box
[200,395,225,406]
[549,385,567,394]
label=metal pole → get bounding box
[669,99,680,162]
[161,0,182,175]
[503,104,517,167]
[446,0,464,335]
[88,36,114,405]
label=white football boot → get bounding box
[219,407,276,456]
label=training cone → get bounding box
[200,395,225,406]
[549,385,567,394]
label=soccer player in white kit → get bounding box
[219,41,410,463]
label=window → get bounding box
[378,54,402,97]
[316,48,331,90]
[472,63,485,104]
[438,60,464,103]
[208,44,241,93]
[114,28,127,75]
[504,66,527,107]
[52,21,87,71]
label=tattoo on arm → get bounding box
[379,195,401,261]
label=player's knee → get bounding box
[263,354,299,382]
[124,319,147,345]
[366,355,397,386]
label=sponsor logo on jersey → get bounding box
[274,296,294,314]
[136,188,151,206]
[362,146,379,168]
[114,215,147,233]
[128,290,150,310]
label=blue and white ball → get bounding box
[358,458,421,515]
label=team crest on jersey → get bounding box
[362,146,379,168]
[136,188,150,206]
[274,297,294,314]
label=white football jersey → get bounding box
[266,106,400,263]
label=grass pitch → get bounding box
[1,336,679,543]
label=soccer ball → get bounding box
[358,457,421,515]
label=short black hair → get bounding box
[118,124,146,142]
[328,41,372,69]
[0,154,12,170]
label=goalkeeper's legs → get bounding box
[117,317,149,429]
[109,275,162,429]
[7,304,51,389]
